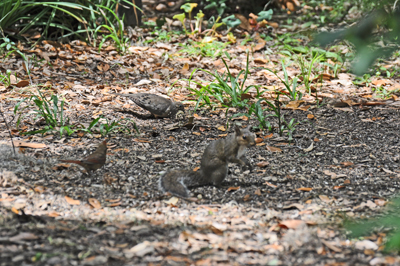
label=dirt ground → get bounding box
[2,100,400,265]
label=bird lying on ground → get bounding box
[60,140,107,175]
[111,93,184,119]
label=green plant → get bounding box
[295,52,325,95]
[0,0,92,40]
[0,69,12,87]
[315,7,400,75]
[178,39,228,58]
[94,5,128,53]
[262,61,303,101]
[188,53,263,114]
[173,3,201,35]
[14,89,69,136]
[205,0,227,16]
[1,0,141,42]
[143,29,178,44]
[353,74,372,86]
[244,99,273,131]
[98,116,138,136]
[372,86,395,99]
[0,35,27,60]
[243,93,299,140]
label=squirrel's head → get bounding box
[234,125,256,147]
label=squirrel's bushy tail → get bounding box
[159,169,201,198]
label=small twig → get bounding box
[0,104,16,156]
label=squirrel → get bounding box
[159,125,256,198]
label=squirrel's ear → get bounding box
[234,125,241,135]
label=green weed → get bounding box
[14,89,69,136]
[188,53,262,115]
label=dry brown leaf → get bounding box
[375,199,387,206]
[234,14,252,31]
[48,211,60,217]
[297,105,311,111]
[11,141,47,149]
[254,189,262,196]
[303,142,314,152]
[323,170,337,179]
[297,187,312,192]
[227,186,240,191]
[279,219,305,229]
[266,146,282,152]
[180,63,189,74]
[319,195,331,203]
[341,161,354,167]
[132,138,151,143]
[164,197,179,205]
[264,181,277,188]
[88,198,101,209]
[256,161,269,168]
[307,114,314,119]
[16,80,30,88]
[110,202,122,207]
[65,196,80,205]
[321,240,342,252]
[217,125,226,131]
[333,186,345,189]
[34,186,45,193]
[254,58,269,64]
[264,133,273,139]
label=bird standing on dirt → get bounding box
[60,140,107,175]
[112,93,184,119]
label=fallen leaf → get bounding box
[297,187,312,192]
[254,189,262,196]
[266,146,282,152]
[164,197,179,205]
[341,161,354,167]
[180,63,189,74]
[88,198,101,209]
[65,196,80,205]
[303,142,314,152]
[16,80,30,87]
[279,219,305,229]
[11,141,47,149]
[9,232,38,241]
[319,195,331,203]
[227,186,240,191]
[333,185,345,189]
[217,125,226,131]
[321,240,342,252]
[257,161,269,168]
[324,170,337,179]
[263,181,277,188]
[355,240,378,250]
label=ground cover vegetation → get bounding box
[1,0,400,264]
